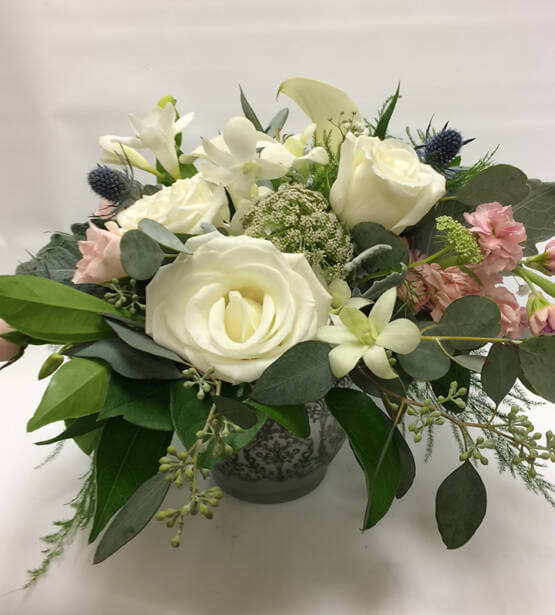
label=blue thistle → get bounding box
[87,165,127,202]
[418,122,474,169]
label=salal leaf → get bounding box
[0,275,118,343]
[35,413,105,445]
[93,473,170,564]
[27,358,109,432]
[481,343,520,404]
[99,373,173,431]
[246,400,310,438]
[120,229,165,280]
[251,341,335,406]
[65,338,183,380]
[277,77,360,149]
[89,418,172,542]
[138,218,190,254]
[436,461,487,549]
[518,336,555,402]
[325,388,400,529]
[438,296,501,351]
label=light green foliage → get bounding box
[243,185,353,282]
[436,215,482,264]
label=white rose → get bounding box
[330,134,446,234]
[117,175,228,234]
[146,232,331,383]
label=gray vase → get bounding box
[212,399,346,504]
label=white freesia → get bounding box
[100,101,194,180]
[186,117,288,208]
[99,136,161,178]
[317,287,420,379]
[146,232,331,383]
[117,176,228,234]
[330,134,446,234]
[260,123,329,171]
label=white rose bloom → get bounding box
[146,232,331,383]
[330,134,446,234]
[117,176,228,234]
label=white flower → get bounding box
[330,134,446,234]
[185,117,289,207]
[260,123,329,171]
[100,102,194,180]
[146,232,331,383]
[317,287,420,379]
[117,176,228,234]
[328,278,370,313]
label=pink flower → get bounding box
[72,222,126,285]
[486,286,527,339]
[529,304,555,336]
[545,238,555,275]
[94,198,117,220]
[0,319,21,362]
[464,202,526,274]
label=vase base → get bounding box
[212,466,327,504]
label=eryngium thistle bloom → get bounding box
[425,129,466,167]
[88,165,127,202]
[242,185,353,282]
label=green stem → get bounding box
[421,335,512,344]
[514,265,555,298]
[409,246,451,269]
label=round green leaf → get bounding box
[120,230,165,280]
[398,340,450,381]
[138,218,190,253]
[438,296,501,351]
[518,336,555,402]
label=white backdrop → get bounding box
[1,1,554,613]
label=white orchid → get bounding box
[260,123,329,171]
[186,117,290,207]
[100,101,194,180]
[317,287,421,380]
[328,279,370,313]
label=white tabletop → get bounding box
[1,1,554,613]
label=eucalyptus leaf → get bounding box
[456,164,529,208]
[212,396,259,429]
[512,178,555,255]
[265,108,289,137]
[27,358,109,432]
[326,388,400,529]
[90,418,172,542]
[518,336,555,402]
[398,336,450,382]
[65,338,183,380]
[251,341,335,406]
[239,85,263,131]
[0,275,117,343]
[138,218,190,254]
[120,230,165,280]
[99,373,173,431]
[105,318,183,363]
[246,400,310,438]
[436,461,487,549]
[35,413,105,445]
[451,354,486,372]
[93,473,170,564]
[482,343,520,404]
[438,296,501,351]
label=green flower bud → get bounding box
[38,353,64,380]
[170,535,181,548]
[200,504,213,519]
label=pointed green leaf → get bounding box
[246,400,310,438]
[481,343,520,404]
[239,85,263,131]
[212,396,259,429]
[35,413,105,445]
[93,473,170,564]
[394,430,416,499]
[277,77,360,149]
[436,461,487,549]
[326,388,400,529]
[518,336,555,402]
[0,275,118,343]
[373,83,400,140]
[27,358,109,432]
[90,418,172,542]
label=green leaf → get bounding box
[212,396,259,429]
[436,461,487,549]
[518,336,555,402]
[120,230,165,280]
[451,354,486,372]
[351,222,409,273]
[35,413,105,445]
[0,275,117,343]
[90,418,171,542]
[398,323,450,381]
[363,266,407,301]
[72,424,102,455]
[373,83,400,140]
[264,108,289,137]
[138,218,190,254]
[325,388,400,529]
[93,473,170,564]
[438,296,501,351]
[251,341,335,406]
[246,400,310,438]
[239,85,263,131]
[170,382,213,450]
[99,373,173,431]
[431,361,471,413]
[27,358,109,432]
[457,164,529,208]
[65,338,183,380]
[482,343,520,404]
[512,179,555,255]
[395,430,415,499]
[104,318,183,363]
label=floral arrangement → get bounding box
[2,78,554,586]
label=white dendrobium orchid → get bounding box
[328,279,370,313]
[317,286,421,380]
[186,117,289,207]
[100,102,194,180]
[260,123,329,171]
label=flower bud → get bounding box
[38,353,65,380]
